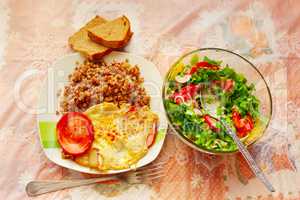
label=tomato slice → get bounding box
[172,84,198,104]
[180,84,198,95]
[189,61,220,74]
[232,110,254,138]
[172,92,189,104]
[222,79,234,92]
[146,121,158,148]
[211,79,234,92]
[203,114,220,132]
[56,112,94,155]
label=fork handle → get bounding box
[26,176,119,196]
[221,120,275,192]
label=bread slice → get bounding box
[87,16,133,49]
[68,16,112,60]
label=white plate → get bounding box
[37,52,168,174]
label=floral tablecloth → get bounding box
[1,0,300,199]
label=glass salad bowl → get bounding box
[162,48,272,154]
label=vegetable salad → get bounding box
[164,55,260,152]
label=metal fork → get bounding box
[26,161,166,197]
[219,120,275,192]
[198,90,275,192]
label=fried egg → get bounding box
[75,102,158,171]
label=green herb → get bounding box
[190,54,199,65]
[203,56,222,66]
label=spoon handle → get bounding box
[221,120,275,192]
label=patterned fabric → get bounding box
[0,0,299,199]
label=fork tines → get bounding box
[136,160,166,173]
[130,160,167,183]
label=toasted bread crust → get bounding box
[87,16,132,49]
[88,48,112,60]
[88,31,133,49]
[68,16,111,60]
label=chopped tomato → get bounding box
[56,112,94,155]
[146,121,158,148]
[222,79,234,92]
[232,110,254,138]
[189,66,199,74]
[172,84,198,104]
[180,84,198,95]
[189,61,220,74]
[212,79,234,92]
[203,114,220,132]
[172,92,190,104]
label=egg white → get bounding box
[75,103,158,171]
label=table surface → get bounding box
[0,0,300,199]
